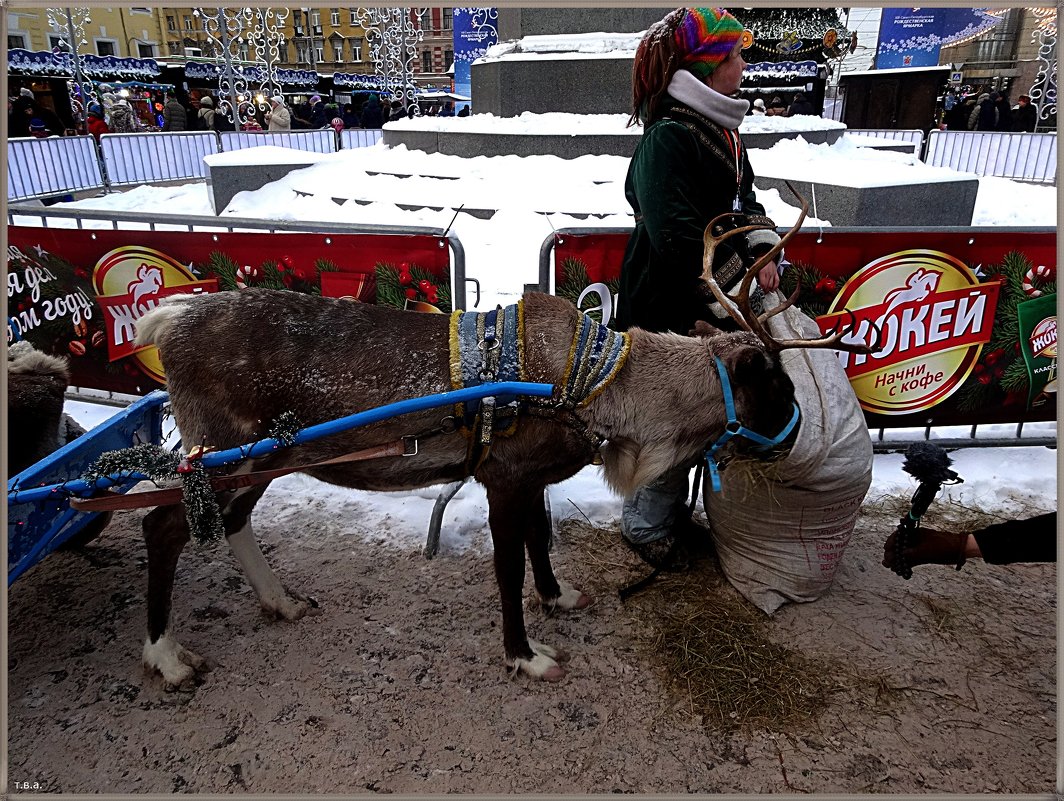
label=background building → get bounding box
[7,6,164,58]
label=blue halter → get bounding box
[704,355,800,493]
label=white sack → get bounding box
[705,298,873,614]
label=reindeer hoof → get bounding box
[262,590,318,621]
[143,633,208,691]
[510,640,569,681]
[536,580,593,612]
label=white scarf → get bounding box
[666,70,749,130]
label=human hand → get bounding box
[757,260,779,292]
[882,526,971,575]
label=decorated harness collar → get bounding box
[448,302,631,469]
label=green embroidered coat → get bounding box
[615,97,775,335]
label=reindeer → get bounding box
[131,194,873,689]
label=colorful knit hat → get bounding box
[674,8,744,80]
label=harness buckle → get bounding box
[401,436,419,457]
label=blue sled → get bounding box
[7,390,169,586]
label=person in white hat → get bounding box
[266,95,291,131]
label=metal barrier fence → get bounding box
[537,226,1057,452]
[844,128,924,156]
[220,129,337,154]
[6,202,472,312]
[101,130,219,186]
[925,130,1057,183]
[7,128,384,202]
[340,128,384,150]
[7,135,107,202]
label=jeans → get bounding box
[620,460,696,545]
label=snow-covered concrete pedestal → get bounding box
[751,138,978,227]
[753,176,978,226]
[204,147,328,215]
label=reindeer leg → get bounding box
[142,504,208,691]
[221,483,316,621]
[527,489,592,614]
[487,487,566,682]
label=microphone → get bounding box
[889,442,963,579]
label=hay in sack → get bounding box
[704,293,873,614]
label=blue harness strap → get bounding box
[704,355,800,493]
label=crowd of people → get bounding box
[9,86,471,142]
[746,92,816,117]
[941,88,1038,132]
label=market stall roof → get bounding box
[8,48,160,79]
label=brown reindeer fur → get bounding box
[133,289,795,685]
[8,342,72,475]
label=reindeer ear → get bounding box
[689,320,722,338]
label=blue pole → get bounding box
[7,381,555,505]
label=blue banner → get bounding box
[875,8,1002,69]
[452,7,497,112]
[875,8,945,69]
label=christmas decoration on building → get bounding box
[354,7,425,112]
[195,7,254,128]
[46,7,96,124]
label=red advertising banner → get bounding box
[6,227,452,395]
[553,229,1057,428]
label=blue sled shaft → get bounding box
[8,381,555,505]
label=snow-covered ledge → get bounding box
[382,112,846,159]
[203,146,328,215]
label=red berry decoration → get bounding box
[405,288,417,300]
[427,291,439,305]
[814,277,838,297]
[281,255,294,269]
[418,279,432,294]
[399,262,409,272]
[984,348,1005,366]
[398,270,412,286]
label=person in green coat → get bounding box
[614,7,783,567]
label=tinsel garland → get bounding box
[268,411,303,447]
[80,444,225,543]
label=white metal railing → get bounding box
[844,128,924,157]
[7,136,106,202]
[220,129,337,154]
[925,130,1057,183]
[339,128,384,149]
[101,130,219,186]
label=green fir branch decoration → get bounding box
[206,251,242,292]
[375,262,405,309]
[255,260,288,291]
[81,444,224,542]
[374,261,450,311]
[954,378,997,413]
[999,359,1031,393]
[555,257,619,323]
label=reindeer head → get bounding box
[699,183,881,356]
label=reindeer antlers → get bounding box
[700,181,880,356]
